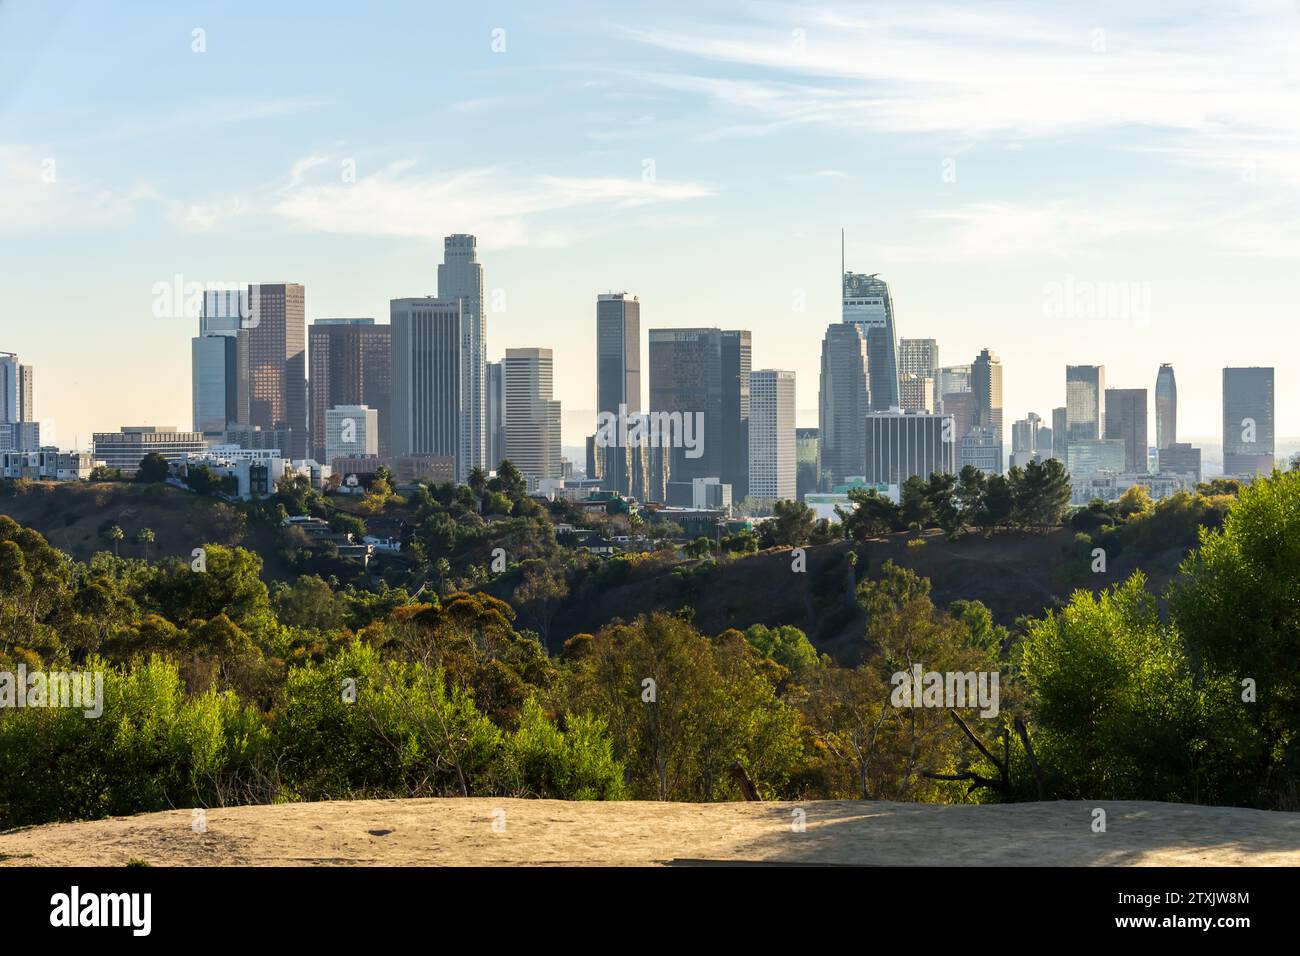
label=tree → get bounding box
[467,466,488,509]
[955,465,987,530]
[763,499,816,547]
[492,461,528,501]
[106,524,124,558]
[512,562,569,643]
[925,472,960,537]
[839,487,899,540]
[899,476,933,530]
[135,452,170,484]
[135,528,155,564]
[977,474,1013,535]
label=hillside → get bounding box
[2,797,1296,866]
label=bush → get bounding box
[499,699,626,799]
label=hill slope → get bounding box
[2,798,1296,866]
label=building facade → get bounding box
[92,426,206,474]
[1066,365,1105,442]
[1155,363,1177,450]
[971,348,1004,473]
[1222,367,1275,477]
[390,297,463,470]
[865,411,956,485]
[437,235,487,476]
[247,283,307,458]
[504,348,562,487]
[595,292,641,495]
[1103,387,1149,474]
[324,404,379,464]
[748,369,796,502]
[818,322,869,488]
[308,318,391,462]
[842,272,900,411]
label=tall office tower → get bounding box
[503,348,562,487]
[1222,367,1275,477]
[959,426,1001,475]
[899,373,936,413]
[1051,407,1068,461]
[818,322,869,487]
[970,349,1004,473]
[1011,413,1041,467]
[0,351,35,425]
[899,338,939,380]
[795,427,819,501]
[748,369,796,502]
[596,292,641,495]
[1155,364,1177,450]
[437,235,487,479]
[934,364,971,414]
[1066,365,1105,442]
[842,272,900,410]
[720,330,752,500]
[1036,425,1054,458]
[192,292,250,437]
[308,319,392,462]
[943,392,976,447]
[246,283,307,458]
[486,360,506,470]
[390,297,463,467]
[1158,442,1202,483]
[324,405,379,463]
[865,411,956,485]
[1104,388,1149,473]
[646,327,751,491]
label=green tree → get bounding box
[136,527,155,563]
[106,524,125,557]
[763,499,816,547]
[135,452,170,483]
[838,487,900,540]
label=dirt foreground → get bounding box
[3,798,1298,866]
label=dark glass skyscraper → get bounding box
[971,348,1003,473]
[818,322,869,487]
[1103,387,1148,473]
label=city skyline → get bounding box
[4,1,1299,454]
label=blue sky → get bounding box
[2,0,1298,456]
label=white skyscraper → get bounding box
[390,297,463,466]
[437,234,486,480]
[749,369,796,502]
[504,348,561,488]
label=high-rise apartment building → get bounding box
[1104,388,1149,473]
[1155,364,1177,450]
[899,373,936,413]
[748,369,796,502]
[899,338,939,380]
[503,348,562,487]
[437,235,486,479]
[1222,367,1275,477]
[596,292,641,495]
[1066,365,1105,443]
[390,297,463,467]
[842,272,900,411]
[308,319,391,462]
[818,322,869,488]
[971,349,1003,473]
[247,283,307,458]
[0,352,34,426]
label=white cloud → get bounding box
[0,145,153,232]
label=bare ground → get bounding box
[3,798,1298,866]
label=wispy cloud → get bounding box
[268,156,716,248]
[0,145,154,232]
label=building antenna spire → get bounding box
[841,228,845,281]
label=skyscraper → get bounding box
[390,297,462,465]
[437,235,487,479]
[971,349,1004,473]
[486,360,506,470]
[720,330,751,500]
[1011,413,1041,467]
[1051,407,1068,461]
[899,373,936,413]
[324,405,379,463]
[596,292,641,495]
[748,369,796,502]
[1066,365,1105,442]
[1,352,34,426]
[1155,364,1177,450]
[504,348,562,488]
[192,291,249,437]
[899,338,939,380]
[1103,388,1148,473]
[818,322,869,487]
[247,283,307,458]
[1222,367,1275,477]
[935,364,971,415]
[308,318,391,462]
[842,272,900,410]
[648,328,732,486]
[795,427,819,501]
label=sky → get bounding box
[2,0,1298,458]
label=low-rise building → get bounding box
[92,426,205,475]
[1,448,95,481]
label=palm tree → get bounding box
[137,527,155,563]
[467,466,488,508]
[107,524,124,557]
